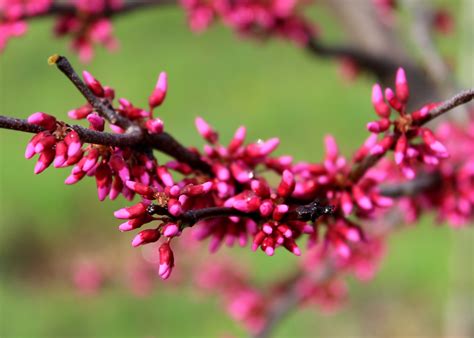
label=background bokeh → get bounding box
[0,3,472,338]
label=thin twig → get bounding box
[379,172,440,197]
[423,89,474,123]
[4,0,176,20]
[49,55,135,130]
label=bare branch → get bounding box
[306,36,398,80]
[379,172,441,198]
[49,55,135,130]
[5,0,176,20]
[423,89,474,123]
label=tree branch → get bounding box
[306,36,399,80]
[349,88,474,183]
[379,172,441,198]
[147,200,334,226]
[423,89,474,123]
[0,115,212,173]
[5,0,176,20]
[49,55,135,130]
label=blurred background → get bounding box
[0,2,472,337]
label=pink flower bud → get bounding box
[262,222,273,234]
[195,117,218,143]
[277,170,295,198]
[34,149,55,174]
[366,119,390,133]
[228,126,246,153]
[27,112,56,131]
[384,88,404,111]
[401,164,416,179]
[109,124,124,134]
[168,199,182,216]
[132,229,160,247]
[412,106,430,121]
[34,133,56,153]
[272,204,289,221]
[259,199,274,217]
[80,148,97,172]
[261,237,275,256]
[252,231,266,251]
[118,215,152,232]
[68,105,93,120]
[145,118,164,134]
[213,163,230,181]
[83,70,105,97]
[233,193,261,213]
[54,141,68,168]
[277,224,292,238]
[103,86,115,99]
[394,134,407,165]
[87,113,105,131]
[283,238,301,256]
[251,179,270,197]
[395,68,409,103]
[64,171,86,185]
[331,236,351,259]
[181,181,213,196]
[340,191,353,216]
[64,130,82,157]
[352,185,373,210]
[126,181,156,199]
[246,138,279,158]
[157,166,174,186]
[324,135,339,161]
[95,163,112,201]
[162,223,180,237]
[230,161,254,183]
[421,128,448,156]
[158,242,174,280]
[370,135,395,156]
[109,176,123,200]
[25,133,43,159]
[65,148,83,166]
[114,202,148,219]
[371,84,391,118]
[149,72,167,109]
[109,154,130,182]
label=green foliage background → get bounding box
[0,4,472,337]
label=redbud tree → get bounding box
[0,0,473,337]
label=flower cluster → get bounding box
[25,65,168,204]
[0,0,120,61]
[20,61,472,287]
[367,68,448,178]
[0,52,471,336]
[397,120,474,227]
[180,0,315,44]
[195,260,268,333]
[54,0,121,62]
[0,0,51,51]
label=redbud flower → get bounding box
[132,228,160,247]
[366,67,447,178]
[149,72,167,110]
[158,242,174,280]
[83,71,105,97]
[27,112,56,131]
